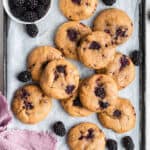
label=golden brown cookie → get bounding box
[59,0,98,21]
[93,8,133,45]
[40,59,80,99]
[106,52,135,90]
[98,97,136,133]
[79,74,118,112]
[78,31,116,69]
[68,122,106,150]
[55,21,92,59]
[27,46,63,82]
[12,84,52,124]
[61,89,93,117]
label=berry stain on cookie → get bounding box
[120,55,130,70]
[89,41,101,50]
[65,85,75,94]
[99,101,109,109]
[67,29,78,42]
[79,128,95,140]
[72,0,81,5]
[113,109,122,118]
[95,84,106,99]
[115,27,128,39]
[73,97,83,107]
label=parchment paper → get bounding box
[7,0,141,149]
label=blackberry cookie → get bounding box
[68,122,106,150]
[106,52,135,89]
[27,46,63,82]
[40,59,80,99]
[78,31,116,69]
[61,85,93,117]
[12,84,52,124]
[55,21,92,59]
[98,97,136,133]
[59,0,98,21]
[93,8,133,45]
[79,74,118,112]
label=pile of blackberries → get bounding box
[9,0,51,22]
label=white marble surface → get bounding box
[0,0,150,150]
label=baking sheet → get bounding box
[6,0,144,149]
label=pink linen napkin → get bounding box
[0,92,57,150]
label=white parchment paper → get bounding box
[7,0,142,149]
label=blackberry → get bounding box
[39,0,50,6]
[53,121,66,136]
[36,5,47,18]
[17,71,31,82]
[11,6,27,17]
[106,139,118,150]
[26,24,39,37]
[102,0,116,6]
[122,136,134,150]
[130,50,142,66]
[22,11,38,22]
[26,0,38,10]
[12,0,25,7]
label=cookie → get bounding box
[68,122,106,150]
[27,46,63,82]
[61,89,93,117]
[79,74,118,112]
[59,0,98,21]
[40,59,80,99]
[55,21,92,59]
[12,85,52,124]
[93,8,133,45]
[78,31,116,69]
[98,97,136,133]
[106,52,135,89]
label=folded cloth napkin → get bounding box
[0,92,57,150]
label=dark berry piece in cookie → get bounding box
[106,139,118,150]
[65,85,75,94]
[122,136,134,150]
[20,88,30,99]
[130,50,142,66]
[102,0,116,6]
[36,5,47,18]
[86,128,94,139]
[99,101,109,109]
[89,41,101,50]
[115,27,128,39]
[120,55,130,70]
[73,97,83,107]
[56,65,67,75]
[72,0,81,5]
[22,11,38,22]
[67,29,78,42]
[53,121,66,136]
[113,109,122,118]
[26,0,38,10]
[26,24,38,37]
[39,0,50,5]
[23,101,34,110]
[95,84,105,99]
[17,71,31,82]
[12,0,25,7]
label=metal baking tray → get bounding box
[1,0,146,149]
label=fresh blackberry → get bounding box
[122,136,134,150]
[53,121,66,136]
[102,0,116,6]
[22,11,38,22]
[12,0,25,7]
[106,139,118,150]
[39,0,50,6]
[17,71,31,82]
[26,24,39,37]
[36,5,46,18]
[130,50,142,66]
[11,6,27,17]
[26,0,38,10]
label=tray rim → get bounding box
[2,1,146,149]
